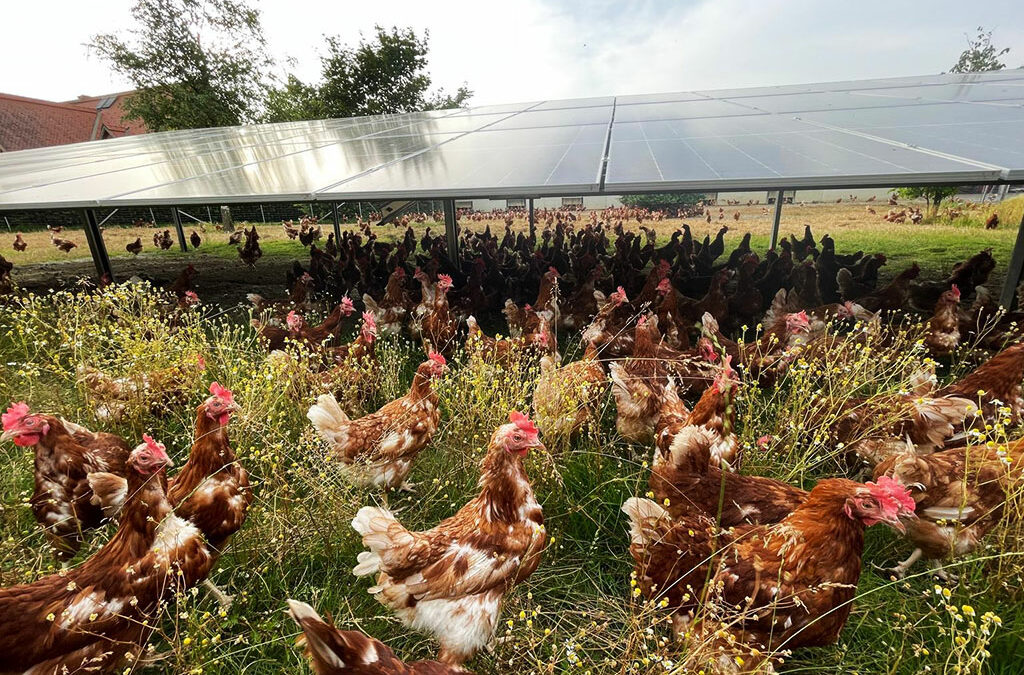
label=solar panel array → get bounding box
[1,70,1022,210]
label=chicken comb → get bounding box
[548,266,560,277]
[866,475,916,517]
[656,278,671,293]
[437,274,453,288]
[209,381,234,405]
[950,284,961,300]
[340,296,355,314]
[286,311,302,330]
[2,401,30,431]
[612,286,627,304]
[362,311,377,329]
[428,351,447,366]
[698,337,719,362]
[638,314,648,326]
[141,433,168,459]
[184,290,199,303]
[509,411,539,436]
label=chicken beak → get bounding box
[886,512,914,534]
[0,429,14,443]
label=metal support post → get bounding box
[82,208,113,281]
[332,202,342,241]
[528,198,535,235]
[769,189,784,250]
[443,199,461,271]
[999,210,1024,310]
[171,207,188,251]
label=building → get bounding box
[0,90,146,152]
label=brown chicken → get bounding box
[609,315,670,444]
[51,234,78,253]
[1,403,131,558]
[873,438,1024,580]
[87,384,249,605]
[190,230,202,248]
[623,477,916,672]
[76,353,206,422]
[287,599,467,674]
[364,267,412,336]
[935,341,1024,424]
[533,341,608,441]
[309,354,446,490]
[125,237,143,255]
[0,436,212,673]
[421,274,458,356]
[352,412,546,667]
[924,284,961,357]
[651,375,807,528]
[239,225,263,267]
[13,232,27,251]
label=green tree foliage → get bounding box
[265,26,471,122]
[895,186,958,216]
[620,193,705,208]
[950,26,1010,73]
[92,0,271,131]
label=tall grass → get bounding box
[0,282,1021,673]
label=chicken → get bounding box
[254,300,355,352]
[51,234,78,252]
[465,313,552,365]
[364,267,412,336]
[239,226,263,267]
[1,402,131,558]
[125,237,143,255]
[421,274,457,356]
[0,255,12,296]
[190,230,202,248]
[651,383,807,529]
[154,228,174,250]
[287,599,466,674]
[13,232,27,251]
[924,284,961,357]
[609,315,671,444]
[873,438,1024,580]
[351,412,546,667]
[532,341,608,441]
[309,354,446,490]
[166,263,198,298]
[76,353,206,422]
[0,436,212,673]
[936,341,1024,424]
[623,477,916,672]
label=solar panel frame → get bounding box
[1,70,1023,211]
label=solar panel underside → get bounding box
[0,71,1021,209]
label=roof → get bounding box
[1,70,1023,211]
[0,90,145,155]
[64,91,147,137]
[0,93,104,152]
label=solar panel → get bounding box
[0,70,1022,210]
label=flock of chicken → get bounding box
[2,211,1024,674]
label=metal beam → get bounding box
[999,209,1024,310]
[769,189,784,250]
[332,202,342,242]
[375,200,418,226]
[528,198,535,234]
[170,207,188,251]
[443,199,460,271]
[82,208,113,281]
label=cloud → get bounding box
[2,0,1023,106]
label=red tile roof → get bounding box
[0,91,147,153]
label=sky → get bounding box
[2,0,1023,106]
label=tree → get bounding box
[265,26,471,122]
[92,0,271,131]
[620,193,705,208]
[895,186,958,216]
[950,26,1010,73]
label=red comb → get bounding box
[438,274,453,287]
[2,402,30,431]
[548,266,560,276]
[950,284,961,300]
[867,476,916,515]
[209,382,234,405]
[141,433,168,458]
[429,352,446,365]
[656,278,671,292]
[340,296,355,313]
[510,411,539,436]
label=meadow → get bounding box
[1,198,1023,674]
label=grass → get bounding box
[1,202,1023,673]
